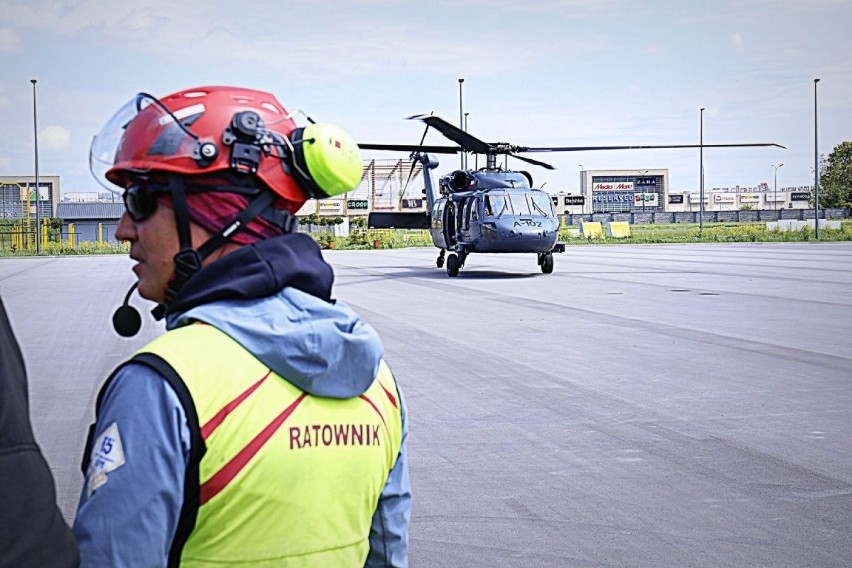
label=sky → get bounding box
[1,0,850,197]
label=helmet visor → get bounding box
[89,92,205,193]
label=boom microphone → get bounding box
[112,283,142,337]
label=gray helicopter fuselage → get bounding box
[429,184,560,254]
[366,153,565,276]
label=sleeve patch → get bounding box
[86,421,126,497]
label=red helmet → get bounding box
[90,86,363,213]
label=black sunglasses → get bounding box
[123,185,165,222]
[123,181,262,222]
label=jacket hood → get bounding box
[165,234,383,398]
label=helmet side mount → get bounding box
[194,141,219,167]
[223,111,265,174]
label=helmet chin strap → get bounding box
[151,176,294,321]
[152,176,198,320]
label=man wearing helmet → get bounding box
[74,87,410,567]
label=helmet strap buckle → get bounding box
[164,248,203,305]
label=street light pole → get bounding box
[814,78,820,240]
[458,78,464,170]
[464,111,469,170]
[699,108,705,234]
[31,78,41,255]
[771,163,783,214]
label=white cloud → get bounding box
[731,32,744,50]
[40,125,71,150]
[0,27,20,52]
[0,156,10,169]
[0,1,589,79]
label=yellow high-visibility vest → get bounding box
[139,323,403,567]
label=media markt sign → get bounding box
[593,182,634,192]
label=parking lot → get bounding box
[2,242,851,567]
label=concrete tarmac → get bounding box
[1,242,850,567]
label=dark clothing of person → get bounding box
[0,297,79,567]
[170,232,334,312]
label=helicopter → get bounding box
[361,114,784,277]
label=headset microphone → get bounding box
[112,283,142,337]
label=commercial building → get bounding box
[0,175,60,220]
[552,169,814,215]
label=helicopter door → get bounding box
[431,198,448,248]
[442,200,457,248]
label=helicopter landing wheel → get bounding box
[437,249,446,268]
[541,253,554,274]
[446,253,460,277]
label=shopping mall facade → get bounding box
[552,169,815,216]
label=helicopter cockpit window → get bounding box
[509,193,531,216]
[530,193,554,217]
[485,195,508,217]
[434,200,445,223]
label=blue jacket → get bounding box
[73,234,411,567]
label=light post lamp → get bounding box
[31,78,41,255]
[814,78,820,240]
[771,163,784,214]
[458,78,464,169]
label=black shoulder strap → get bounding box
[81,352,206,567]
[131,352,207,568]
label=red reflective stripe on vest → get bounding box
[200,371,271,440]
[380,382,398,409]
[200,392,308,505]
[359,394,386,428]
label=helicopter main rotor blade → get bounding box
[358,143,461,155]
[409,114,494,154]
[508,153,556,170]
[517,142,786,152]
[417,112,433,147]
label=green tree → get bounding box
[819,141,852,208]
